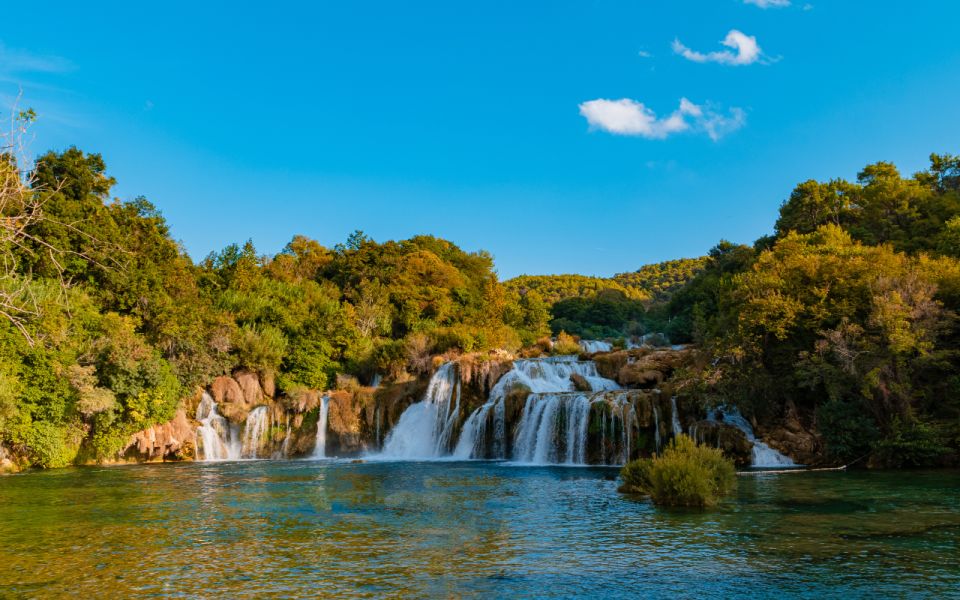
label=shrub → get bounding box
[817,399,879,461]
[552,331,580,355]
[873,417,948,467]
[618,434,736,507]
[233,324,288,375]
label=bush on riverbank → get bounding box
[619,435,736,507]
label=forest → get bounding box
[1,108,958,469]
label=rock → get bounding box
[689,421,753,466]
[234,370,264,406]
[261,371,276,398]
[328,390,364,455]
[618,365,664,388]
[283,388,322,414]
[210,376,249,423]
[0,444,20,474]
[761,424,821,465]
[594,351,629,380]
[123,409,196,462]
[570,373,592,392]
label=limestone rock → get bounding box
[690,421,752,466]
[211,375,248,423]
[234,370,265,406]
[123,409,196,462]
[570,373,592,392]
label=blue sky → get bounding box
[2,1,959,279]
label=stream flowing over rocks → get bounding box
[117,342,810,468]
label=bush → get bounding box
[873,417,948,467]
[817,399,879,461]
[618,434,736,507]
[233,323,288,374]
[552,331,580,355]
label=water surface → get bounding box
[0,461,957,598]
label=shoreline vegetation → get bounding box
[1,109,959,475]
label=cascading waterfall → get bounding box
[195,392,241,461]
[312,396,330,458]
[455,356,621,464]
[380,363,460,459]
[708,407,797,467]
[652,404,661,452]
[670,397,682,438]
[579,340,612,354]
[241,406,269,458]
[279,414,292,458]
[512,393,593,464]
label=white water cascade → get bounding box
[709,407,797,468]
[512,393,593,464]
[380,363,460,459]
[241,406,269,458]
[652,404,661,452]
[579,340,613,354]
[195,392,241,461]
[312,396,330,458]
[670,397,683,438]
[454,356,621,464]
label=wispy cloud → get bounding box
[578,97,745,141]
[744,0,790,7]
[673,30,766,66]
[637,49,653,58]
[0,42,73,75]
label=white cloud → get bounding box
[637,50,652,58]
[0,43,72,75]
[673,30,763,66]
[744,0,790,7]
[578,97,745,141]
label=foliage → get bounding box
[619,435,736,507]
[613,257,708,301]
[552,331,580,355]
[872,418,948,468]
[656,154,960,466]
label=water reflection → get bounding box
[0,462,957,597]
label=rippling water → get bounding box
[0,461,957,597]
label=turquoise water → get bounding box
[0,461,958,598]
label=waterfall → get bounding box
[313,396,330,458]
[195,392,241,461]
[625,403,636,463]
[512,393,593,464]
[709,407,797,467]
[670,397,682,438]
[380,363,460,459]
[652,404,661,452]
[456,356,620,464]
[579,340,612,354]
[452,403,492,459]
[279,414,291,458]
[241,406,269,458]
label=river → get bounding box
[0,461,957,597]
